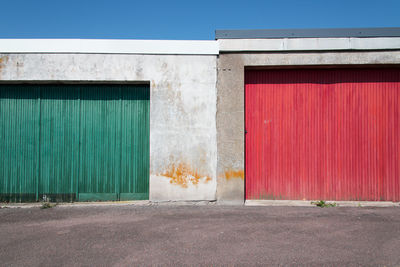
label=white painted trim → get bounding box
[219,37,400,52]
[0,39,219,55]
[1,37,399,54]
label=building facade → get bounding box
[1,28,400,203]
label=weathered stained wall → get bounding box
[217,51,400,204]
[0,53,217,201]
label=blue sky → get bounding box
[1,0,399,40]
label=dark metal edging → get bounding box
[216,27,400,39]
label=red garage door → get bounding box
[245,69,400,201]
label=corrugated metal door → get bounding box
[245,69,400,201]
[0,84,149,202]
[0,86,40,202]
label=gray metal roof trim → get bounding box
[215,28,400,39]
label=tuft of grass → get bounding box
[40,202,56,209]
[311,200,337,208]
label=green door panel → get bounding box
[79,86,122,195]
[0,85,40,202]
[78,193,118,202]
[39,86,80,201]
[0,84,149,202]
[120,193,149,201]
[120,87,150,195]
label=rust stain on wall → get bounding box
[223,170,244,180]
[161,163,212,188]
[0,56,9,73]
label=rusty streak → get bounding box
[224,170,244,180]
[161,163,212,188]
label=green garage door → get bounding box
[0,84,149,202]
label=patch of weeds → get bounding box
[40,195,57,209]
[311,200,337,208]
[40,202,56,209]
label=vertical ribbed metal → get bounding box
[120,86,150,196]
[79,85,122,195]
[39,86,80,201]
[0,84,150,202]
[0,85,39,202]
[245,69,400,201]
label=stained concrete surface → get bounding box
[0,205,399,266]
[0,53,218,201]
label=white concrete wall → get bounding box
[0,53,218,201]
[0,39,219,54]
[218,37,400,52]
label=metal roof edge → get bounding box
[215,27,400,39]
[0,39,219,55]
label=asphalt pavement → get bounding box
[0,204,399,266]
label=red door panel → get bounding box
[245,69,400,201]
